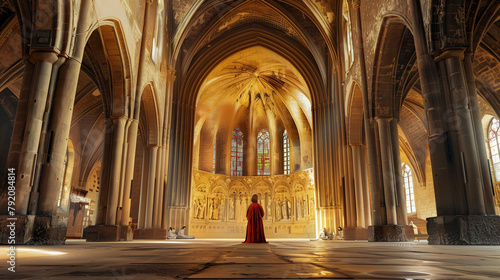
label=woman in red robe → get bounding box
[243,194,267,243]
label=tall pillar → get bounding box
[360,146,372,226]
[138,149,149,229]
[153,146,163,228]
[464,54,496,214]
[145,146,158,229]
[120,120,138,226]
[37,0,92,218]
[409,0,500,245]
[14,52,58,215]
[390,119,407,225]
[28,56,65,216]
[351,145,366,227]
[437,50,486,215]
[0,60,33,213]
[95,119,114,225]
[409,0,460,217]
[105,117,127,225]
[351,0,382,226]
[376,118,397,225]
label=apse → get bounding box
[190,46,316,238]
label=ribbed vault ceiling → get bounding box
[195,46,311,135]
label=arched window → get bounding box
[212,138,216,174]
[151,0,164,64]
[257,129,270,175]
[403,164,416,214]
[231,128,243,176]
[342,0,354,67]
[283,130,290,174]
[488,117,500,181]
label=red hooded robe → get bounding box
[243,202,267,243]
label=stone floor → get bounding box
[1,239,500,279]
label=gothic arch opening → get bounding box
[190,46,316,238]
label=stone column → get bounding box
[464,54,496,214]
[138,149,149,229]
[360,146,372,226]
[351,0,382,226]
[95,119,114,225]
[116,120,131,226]
[0,60,33,214]
[409,0,500,245]
[376,118,397,225]
[390,119,407,225]
[145,146,158,229]
[153,146,163,228]
[37,0,92,218]
[105,117,127,225]
[28,56,65,215]
[436,50,485,215]
[120,120,138,226]
[15,52,58,215]
[409,0,459,216]
[351,145,366,228]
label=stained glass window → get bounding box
[257,129,270,175]
[283,130,290,174]
[231,128,243,176]
[488,118,500,182]
[403,164,416,214]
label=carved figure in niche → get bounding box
[276,200,282,220]
[198,199,205,219]
[301,198,306,218]
[220,199,225,221]
[287,200,291,219]
[238,199,244,222]
[208,199,214,220]
[213,199,220,220]
[266,196,271,220]
[296,198,301,220]
[193,198,199,219]
[281,198,288,220]
[229,198,235,220]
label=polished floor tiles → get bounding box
[1,239,500,279]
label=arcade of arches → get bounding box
[0,0,500,245]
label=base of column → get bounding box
[0,215,35,244]
[344,227,369,240]
[427,215,500,245]
[31,215,69,245]
[133,228,167,239]
[86,225,133,242]
[368,225,415,242]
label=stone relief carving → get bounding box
[190,169,316,237]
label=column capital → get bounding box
[433,48,465,62]
[374,116,393,122]
[109,116,129,121]
[29,51,58,64]
[146,144,161,149]
[167,67,176,77]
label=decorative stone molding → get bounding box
[190,169,316,238]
